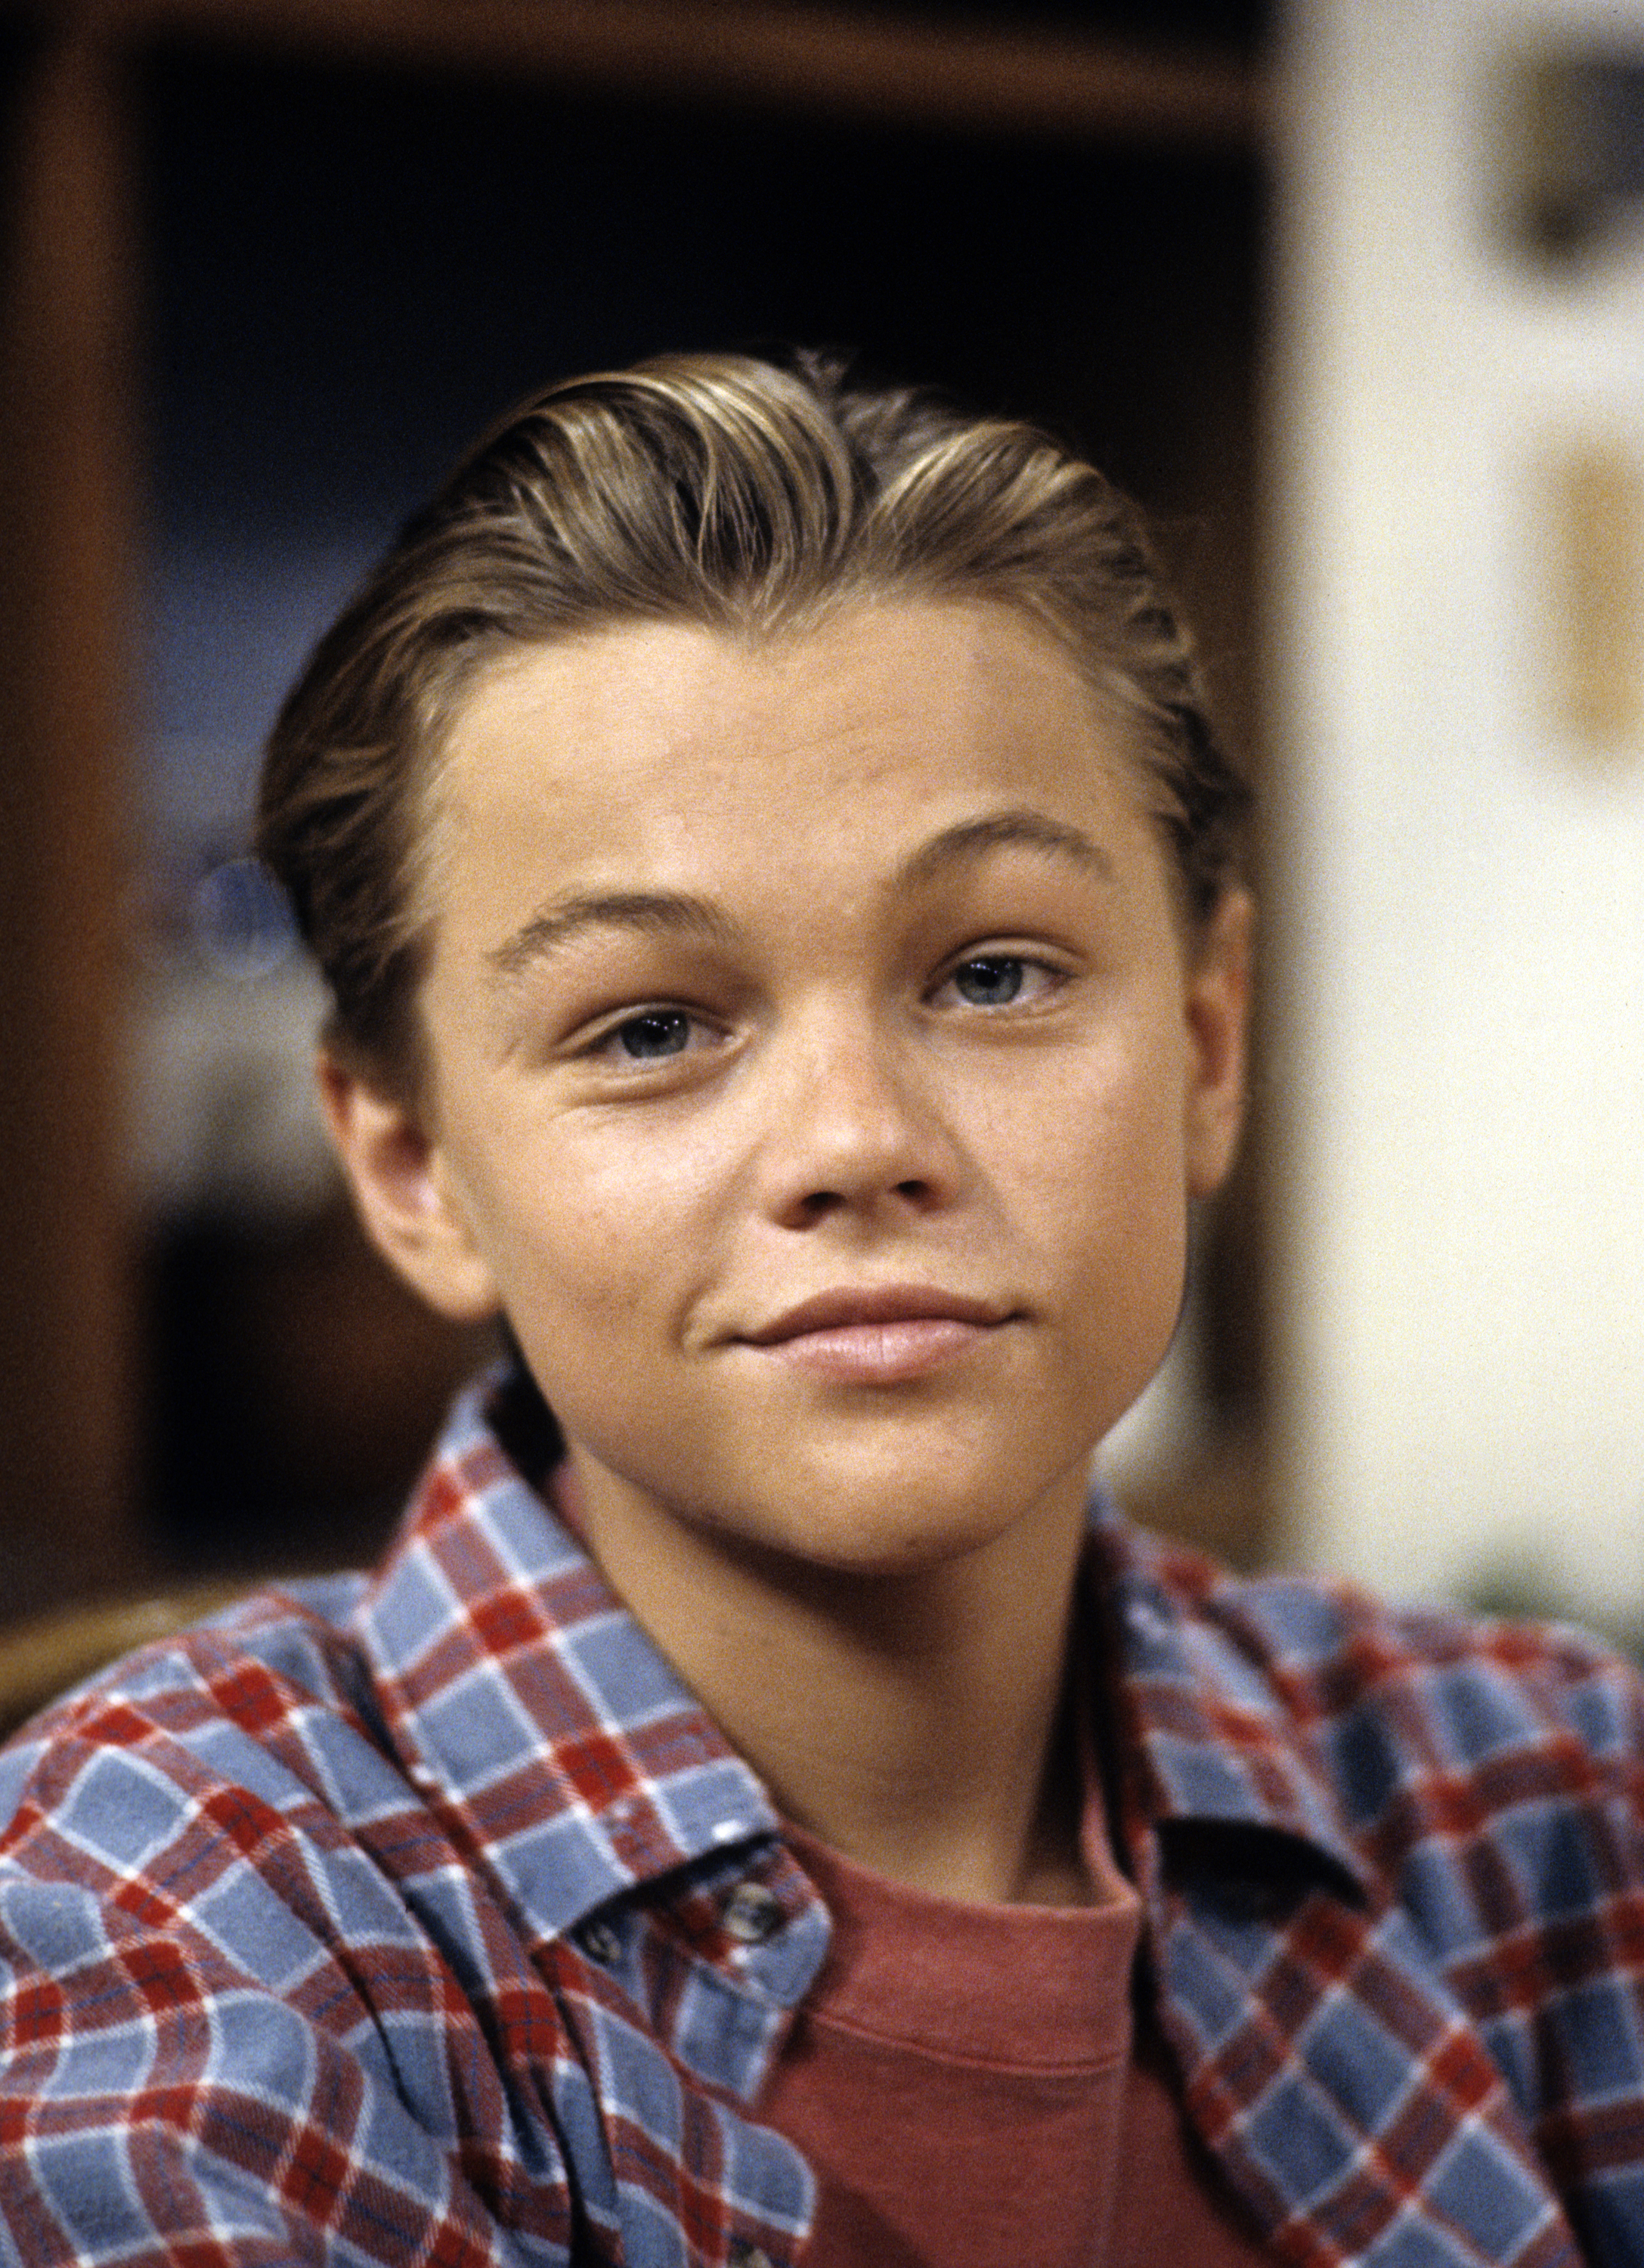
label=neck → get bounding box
[567,1457,1094,1907]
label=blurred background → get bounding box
[0,0,1639,1653]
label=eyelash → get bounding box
[577,951,1067,1070]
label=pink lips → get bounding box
[735,1286,1014,1384]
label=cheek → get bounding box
[452,1099,735,1328]
[992,1027,1191,1387]
[1057,1090,1191,1408]
[990,1017,1190,1231]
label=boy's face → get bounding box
[328,600,1249,1577]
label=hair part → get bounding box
[258,349,1251,1101]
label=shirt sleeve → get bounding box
[0,1691,573,2267]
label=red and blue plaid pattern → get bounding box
[1096,1536,1644,2264]
[2,1368,1642,2264]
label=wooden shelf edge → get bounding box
[13,0,1268,147]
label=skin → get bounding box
[322,598,1251,1904]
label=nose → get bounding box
[758,1012,964,1232]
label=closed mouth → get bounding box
[737,1285,1017,1347]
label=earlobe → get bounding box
[1182,886,1254,1200]
[315,1055,502,1324]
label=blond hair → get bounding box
[259,350,1249,1097]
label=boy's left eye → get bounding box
[952,956,1026,1006]
[932,954,1057,1010]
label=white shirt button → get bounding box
[573,1915,622,1965]
[723,1881,783,1944]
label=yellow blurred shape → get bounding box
[1543,439,1644,751]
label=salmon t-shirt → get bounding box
[761,1820,1271,2266]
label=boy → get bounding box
[2,352,1642,2267]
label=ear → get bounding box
[1181,886,1254,1200]
[316,1055,502,1323]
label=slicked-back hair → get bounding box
[258,350,1250,1101]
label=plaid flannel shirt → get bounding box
[3,1372,1644,2267]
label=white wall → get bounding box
[1272,0,1644,1618]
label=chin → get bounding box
[704,1514,1011,1589]
[689,1446,1088,1584]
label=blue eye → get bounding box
[952,956,1026,1006]
[613,1009,692,1059]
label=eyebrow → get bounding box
[485,809,1113,982]
[894,810,1116,892]
[486,891,737,980]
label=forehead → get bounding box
[431,599,1135,857]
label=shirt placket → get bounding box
[556,1844,828,2268]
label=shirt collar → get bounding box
[1089,1502,1374,1898]
[355,1369,1370,1941]
[351,1370,784,1945]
